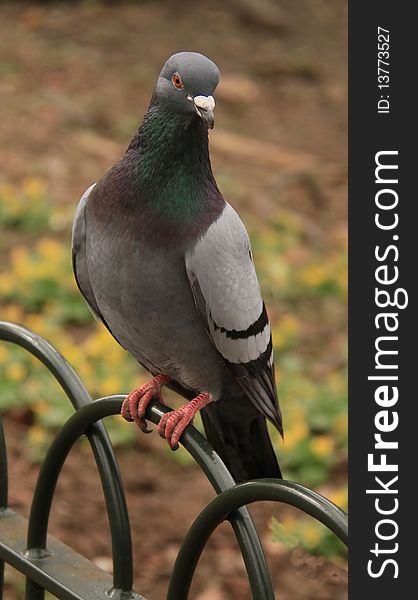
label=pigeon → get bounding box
[72,51,283,482]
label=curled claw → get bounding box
[157,410,187,450]
[121,400,134,422]
[140,424,153,434]
[121,374,171,433]
[157,392,212,449]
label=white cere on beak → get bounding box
[188,94,215,117]
[193,95,215,111]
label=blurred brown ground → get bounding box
[0,1,347,598]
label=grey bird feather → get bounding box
[72,51,283,482]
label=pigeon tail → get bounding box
[200,391,282,483]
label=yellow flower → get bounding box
[77,362,93,380]
[99,376,123,396]
[56,340,82,367]
[284,421,308,451]
[5,362,27,382]
[0,345,10,363]
[2,303,25,324]
[22,177,45,199]
[302,523,322,547]
[280,313,299,335]
[267,260,289,287]
[271,325,285,350]
[33,400,50,416]
[327,372,346,395]
[300,264,328,287]
[83,329,110,358]
[328,487,348,510]
[334,414,348,436]
[310,435,334,457]
[28,425,47,445]
[11,245,32,280]
[289,405,307,422]
[273,364,281,382]
[0,274,15,295]
[36,238,64,260]
[26,377,41,394]
[272,314,300,350]
[0,183,15,203]
[24,314,48,335]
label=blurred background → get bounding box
[0,1,347,598]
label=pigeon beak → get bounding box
[189,95,215,129]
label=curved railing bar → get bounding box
[0,322,275,598]
[29,396,275,600]
[145,399,275,599]
[26,399,122,551]
[0,322,348,600]
[0,322,134,595]
[168,480,348,599]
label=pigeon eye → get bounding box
[172,72,184,89]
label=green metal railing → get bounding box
[0,321,348,599]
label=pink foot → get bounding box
[157,392,212,450]
[121,374,171,432]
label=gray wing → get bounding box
[71,183,107,325]
[185,203,282,434]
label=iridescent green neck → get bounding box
[128,106,215,223]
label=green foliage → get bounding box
[0,239,91,322]
[0,179,51,233]
[271,509,347,559]
[0,178,347,558]
[251,208,347,492]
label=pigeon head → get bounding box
[152,52,220,129]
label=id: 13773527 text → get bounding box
[377,26,390,114]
